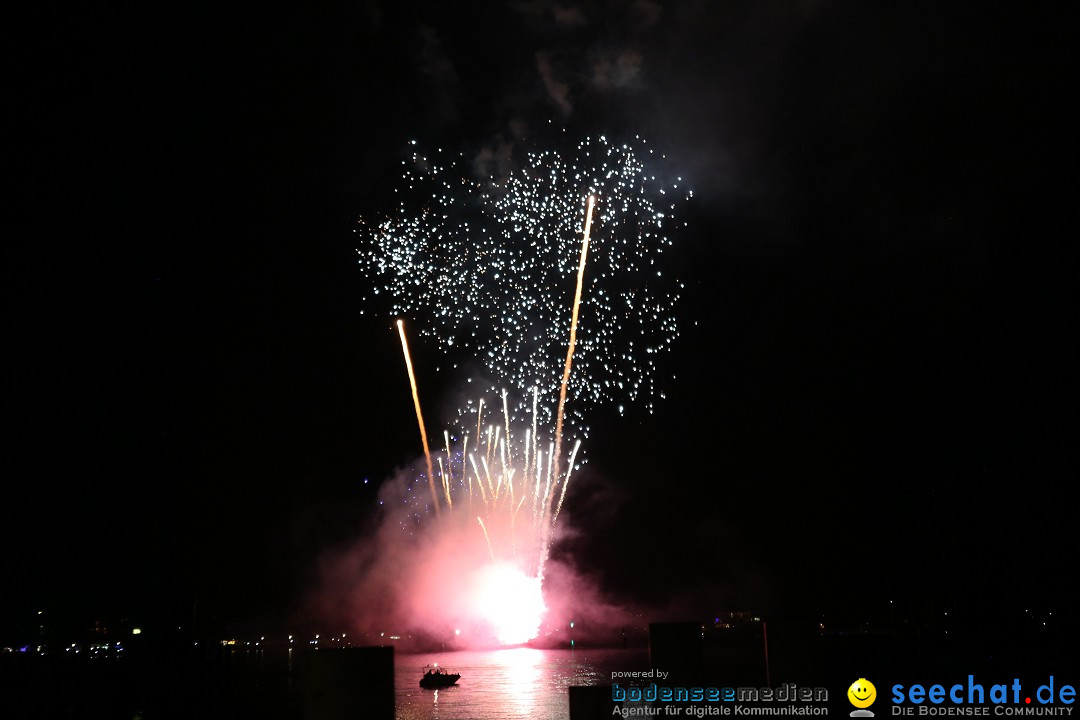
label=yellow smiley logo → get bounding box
[848,679,877,709]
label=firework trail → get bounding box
[396,319,440,517]
[553,194,594,486]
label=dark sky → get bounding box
[4,1,1076,639]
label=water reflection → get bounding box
[2,642,647,720]
[395,646,648,720]
[494,647,543,716]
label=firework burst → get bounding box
[385,193,594,643]
[348,136,690,647]
[357,135,691,440]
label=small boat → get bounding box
[419,666,460,688]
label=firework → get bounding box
[386,194,594,645]
[393,325,585,577]
[356,137,690,647]
[358,135,690,441]
[388,374,585,644]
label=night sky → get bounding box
[4,1,1076,644]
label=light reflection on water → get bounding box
[396,647,645,720]
[1,643,648,719]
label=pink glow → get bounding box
[305,456,644,650]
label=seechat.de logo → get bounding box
[850,679,878,718]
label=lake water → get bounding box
[395,647,647,720]
[12,629,1057,719]
[1,643,647,719]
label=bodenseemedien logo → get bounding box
[849,679,878,717]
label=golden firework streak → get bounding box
[552,195,595,489]
[396,319,440,518]
[477,517,496,564]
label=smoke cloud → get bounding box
[301,450,643,649]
